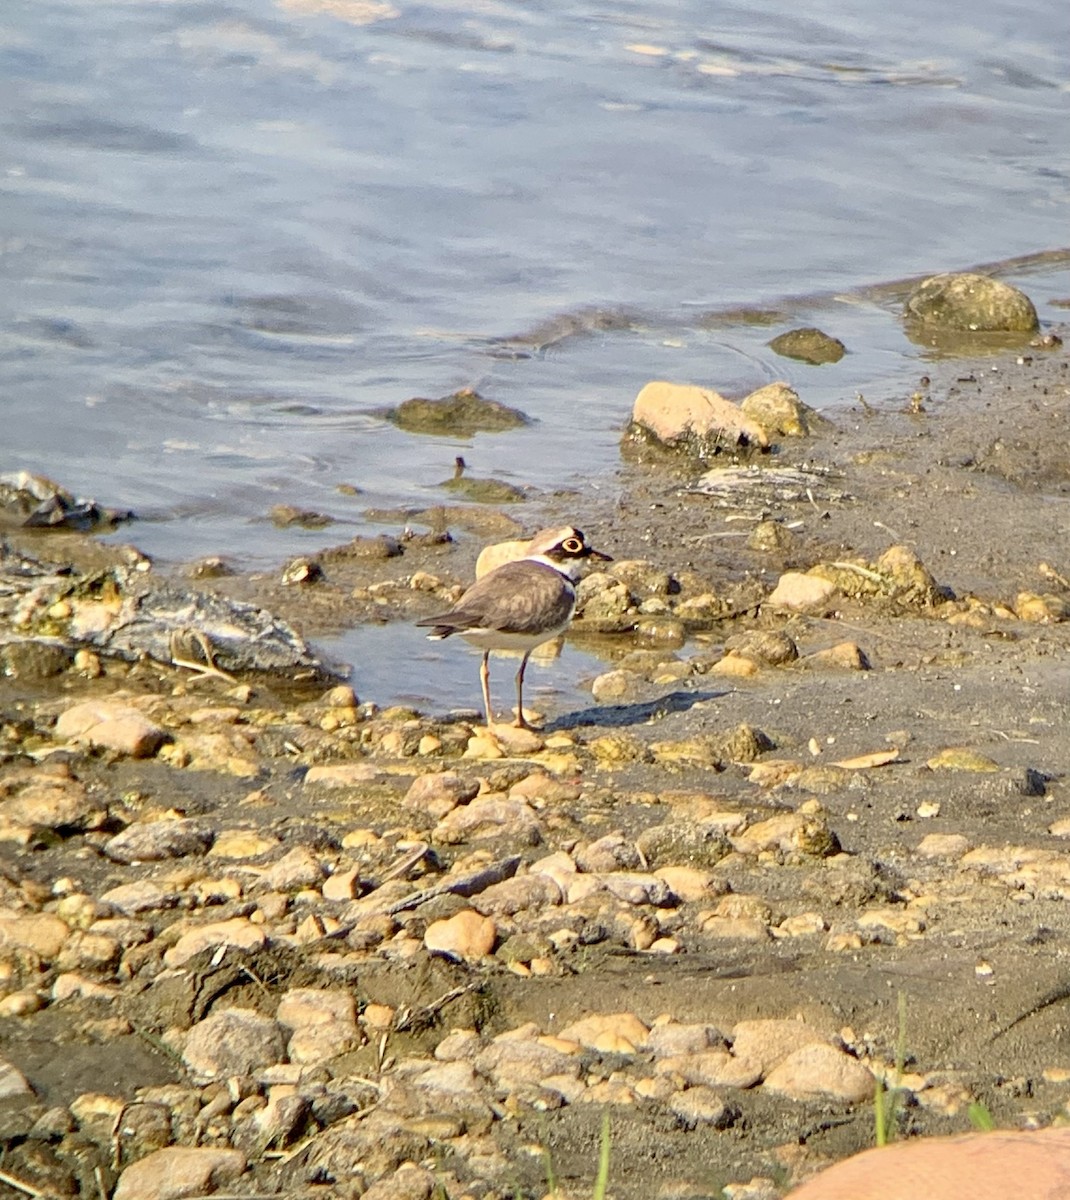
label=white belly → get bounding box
[458,620,571,654]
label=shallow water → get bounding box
[323,621,622,722]
[3,0,1069,580]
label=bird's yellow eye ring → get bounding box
[562,537,584,553]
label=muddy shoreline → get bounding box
[2,332,1070,1199]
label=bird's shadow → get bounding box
[545,687,727,734]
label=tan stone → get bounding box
[113,1146,246,1200]
[208,830,279,859]
[917,833,971,858]
[731,1018,833,1076]
[163,917,266,968]
[557,1012,649,1053]
[804,641,869,670]
[709,652,759,677]
[766,572,837,612]
[55,700,166,758]
[654,866,717,902]
[424,910,496,962]
[0,913,70,960]
[631,381,769,447]
[763,1042,873,1103]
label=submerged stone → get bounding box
[768,327,846,365]
[385,388,530,436]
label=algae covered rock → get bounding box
[905,272,1038,333]
[767,327,846,365]
[740,382,824,437]
[385,388,530,436]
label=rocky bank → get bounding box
[1,329,1070,1199]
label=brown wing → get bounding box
[416,561,575,637]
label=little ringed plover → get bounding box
[416,526,611,729]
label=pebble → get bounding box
[277,988,360,1065]
[656,1049,762,1089]
[99,880,178,913]
[209,829,279,859]
[304,762,383,787]
[653,866,718,902]
[0,776,104,830]
[403,771,480,817]
[54,699,167,758]
[163,917,266,968]
[740,381,821,431]
[424,909,497,961]
[592,668,644,702]
[433,795,542,844]
[104,817,215,864]
[668,1086,739,1129]
[763,1042,873,1103]
[730,1019,831,1075]
[0,912,70,959]
[803,641,870,670]
[113,1146,247,1200]
[766,572,838,612]
[470,873,563,916]
[629,380,768,451]
[260,845,326,891]
[557,1012,649,1053]
[181,1008,286,1083]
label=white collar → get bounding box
[522,552,579,581]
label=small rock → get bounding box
[304,763,383,787]
[917,833,971,858]
[763,1042,873,1103]
[1,777,103,831]
[424,909,496,961]
[55,699,166,758]
[767,572,837,612]
[927,748,1000,773]
[385,388,529,436]
[470,873,563,916]
[181,1008,286,1083]
[656,1049,762,1089]
[261,846,326,891]
[163,917,267,968]
[653,865,719,902]
[104,818,215,863]
[731,810,839,858]
[0,913,70,960]
[669,1086,739,1129]
[557,1012,649,1053]
[628,380,769,455]
[731,1018,833,1076]
[767,329,846,365]
[709,653,759,678]
[403,772,480,817]
[489,725,545,755]
[433,794,542,844]
[725,629,798,666]
[804,641,870,670]
[113,1146,246,1200]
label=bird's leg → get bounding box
[480,651,494,729]
[514,651,533,730]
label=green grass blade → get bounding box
[592,1111,611,1200]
